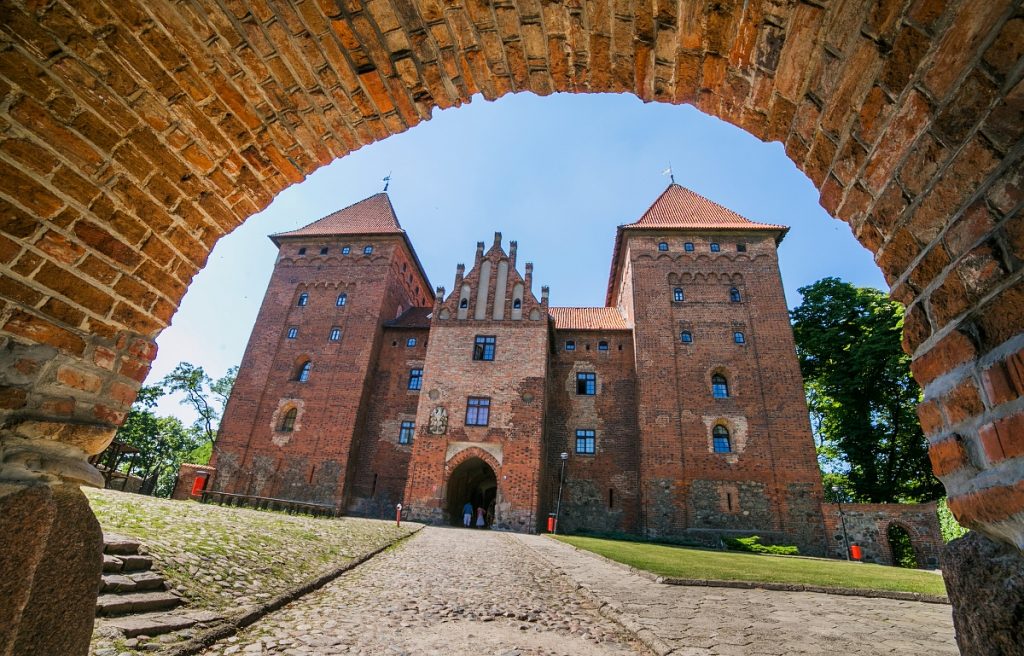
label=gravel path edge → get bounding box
[164,523,424,656]
[544,536,950,605]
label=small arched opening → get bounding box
[886,523,920,569]
[445,456,498,528]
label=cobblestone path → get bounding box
[201,527,958,656]
[200,526,643,655]
[516,534,958,656]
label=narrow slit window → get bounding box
[609,488,614,509]
[575,429,595,455]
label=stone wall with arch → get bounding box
[0,1,1021,653]
[821,501,944,568]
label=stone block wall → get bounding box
[822,501,944,568]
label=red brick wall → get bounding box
[623,231,826,552]
[212,234,429,507]
[822,502,944,568]
[170,463,216,500]
[544,328,640,534]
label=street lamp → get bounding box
[553,452,569,534]
[832,485,850,561]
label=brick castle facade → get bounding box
[210,184,828,552]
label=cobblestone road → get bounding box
[201,527,957,656]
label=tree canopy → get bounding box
[790,277,942,503]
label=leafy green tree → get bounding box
[161,363,238,446]
[790,277,943,503]
[937,498,969,542]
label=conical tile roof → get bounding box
[624,184,787,231]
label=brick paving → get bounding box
[200,527,958,655]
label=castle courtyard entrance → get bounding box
[446,457,498,528]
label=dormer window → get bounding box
[658,242,669,251]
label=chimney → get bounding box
[541,285,549,307]
[524,262,533,293]
[509,240,518,269]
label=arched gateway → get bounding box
[445,457,498,528]
[0,2,1021,654]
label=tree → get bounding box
[790,277,943,503]
[161,363,238,445]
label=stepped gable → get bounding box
[549,307,629,331]
[606,183,788,306]
[270,193,404,244]
[385,307,433,329]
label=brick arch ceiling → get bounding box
[0,1,1021,546]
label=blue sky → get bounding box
[149,92,886,422]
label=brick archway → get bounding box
[0,2,1021,653]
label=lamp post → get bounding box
[832,485,850,561]
[553,452,568,534]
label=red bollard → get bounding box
[547,515,555,533]
[396,503,402,528]
[850,544,862,560]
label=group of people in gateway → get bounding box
[461,501,490,529]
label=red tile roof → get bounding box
[549,307,630,331]
[625,184,788,231]
[270,193,403,243]
[384,306,433,329]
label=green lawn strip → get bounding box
[555,535,947,597]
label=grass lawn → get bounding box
[555,535,948,597]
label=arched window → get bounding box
[598,340,609,351]
[513,298,521,309]
[459,298,469,308]
[336,293,347,306]
[658,241,669,251]
[296,361,312,382]
[680,330,693,343]
[713,425,731,453]
[279,407,297,432]
[734,331,746,344]
[730,287,741,302]
[297,292,308,306]
[712,374,729,398]
[673,287,684,302]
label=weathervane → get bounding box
[662,164,675,184]
[383,171,392,192]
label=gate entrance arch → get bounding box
[0,1,1021,653]
[445,457,498,528]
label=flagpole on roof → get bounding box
[662,164,674,184]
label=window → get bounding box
[465,397,490,426]
[710,242,721,252]
[576,372,596,395]
[329,327,341,341]
[473,335,496,361]
[287,326,298,339]
[673,287,684,302]
[459,298,468,308]
[296,361,311,382]
[406,337,417,347]
[513,298,521,309]
[298,247,306,255]
[658,241,669,251]
[576,429,595,455]
[734,331,746,344]
[713,425,731,453]
[341,246,351,255]
[398,420,415,444]
[408,368,423,390]
[598,341,609,351]
[319,247,328,255]
[565,340,576,351]
[279,407,297,432]
[297,293,308,306]
[680,330,693,343]
[736,243,747,252]
[684,242,694,252]
[363,245,373,255]
[336,293,347,307]
[712,374,729,399]
[730,287,741,303]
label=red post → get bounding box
[547,515,555,533]
[850,544,863,561]
[396,503,402,528]
[190,473,207,497]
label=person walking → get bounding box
[462,501,473,527]
[475,506,486,529]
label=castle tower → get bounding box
[212,193,432,508]
[607,184,825,552]
[402,233,550,531]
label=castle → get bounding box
[209,184,827,552]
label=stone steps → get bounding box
[95,591,183,616]
[96,534,182,621]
